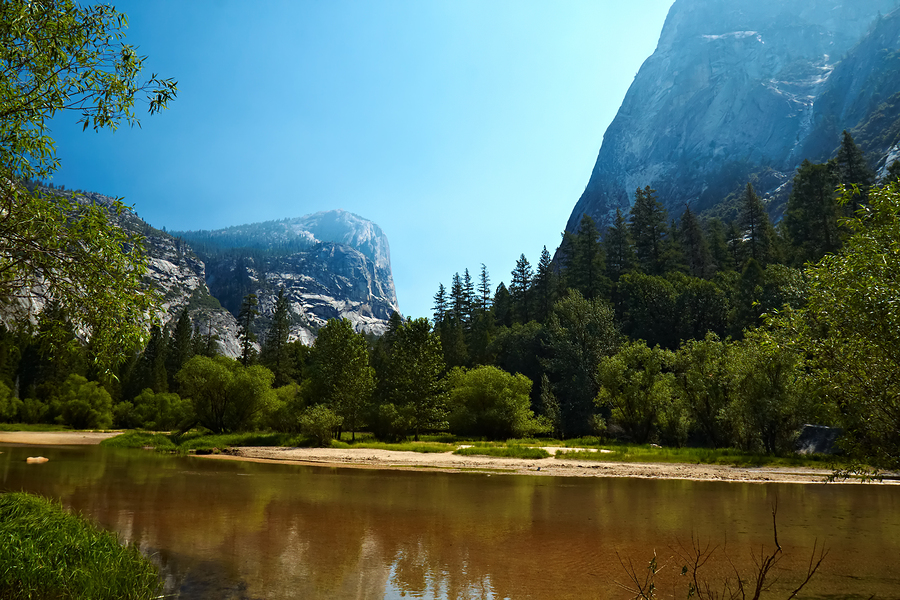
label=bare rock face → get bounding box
[567,0,900,231]
[176,209,400,344]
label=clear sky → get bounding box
[50,0,675,321]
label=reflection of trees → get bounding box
[2,448,900,599]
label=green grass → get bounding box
[555,443,835,468]
[0,423,70,432]
[333,440,454,453]
[0,492,160,600]
[454,445,551,459]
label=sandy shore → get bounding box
[1,431,888,484]
[210,445,872,484]
[0,431,121,445]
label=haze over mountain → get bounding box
[567,0,900,231]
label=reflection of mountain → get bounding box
[1,446,897,599]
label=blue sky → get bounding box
[50,0,674,320]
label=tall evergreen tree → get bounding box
[706,218,733,273]
[604,208,636,281]
[835,130,875,212]
[510,254,533,323]
[679,207,713,279]
[532,246,556,323]
[165,308,194,390]
[449,272,466,324]
[432,283,448,325]
[477,264,492,314]
[784,160,841,265]
[739,183,775,265]
[462,268,475,324]
[629,186,669,275]
[237,292,259,366]
[260,288,292,386]
[492,282,513,328]
[567,215,607,299]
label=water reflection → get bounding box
[1,444,898,599]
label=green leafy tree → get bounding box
[722,329,817,454]
[779,183,900,470]
[308,318,374,441]
[300,404,343,447]
[0,1,176,373]
[447,365,542,439]
[125,388,190,431]
[596,341,683,445]
[673,333,733,448]
[176,355,274,433]
[54,374,113,430]
[544,291,621,437]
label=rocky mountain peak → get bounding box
[567,0,900,232]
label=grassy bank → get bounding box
[99,430,835,469]
[0,492,160,600]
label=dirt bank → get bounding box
[209,446,879,484]
[0,431,120,445]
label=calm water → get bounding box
[1,444,898,599]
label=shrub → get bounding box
[447,365,544,440]
[54,375,113,430]
[300,404,343,447]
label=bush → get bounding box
[129,389,191,430]
[369,402,413,442]
[447,365,544,440]
[299,404,342,447]
[262,382,306,433]
[54,375,113,430]
[0,492,160,599]
[176,356,274,433]
[0,381,22,422]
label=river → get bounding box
[1,444,898,599]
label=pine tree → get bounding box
[604,208,636,281]
[835,130,875,212]
[706,218,733,273]
[463,268,475,323]
[432,283,448,325]
[449,273,465,324]
[510,254,533,323]
[784,160,841,265]
[567,215,607,299]
[261,288,292,386]
[532,246,556,323]
[477,264,492,314]
[492,282,513,328]
[740,183,775,265]
[679,207,713,278]
[237,292,259,366]
[629,186,668,275]
[165,307,194,389]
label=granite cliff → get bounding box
[174,210,400,347]
[567,0,900,231]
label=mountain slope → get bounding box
[567,0,900,231]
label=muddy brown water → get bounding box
[1,444,898,599]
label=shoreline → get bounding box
[212,445,866,484]
[1,430,890,484]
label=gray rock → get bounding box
[567,0,900,231]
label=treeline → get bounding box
[421,132,900,460]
